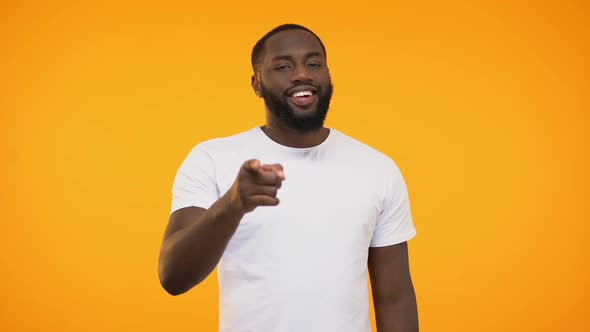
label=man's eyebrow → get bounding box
[271,55,294,62]
[305,52,323,59]
[270,52,324,62]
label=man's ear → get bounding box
[251,73,262,98]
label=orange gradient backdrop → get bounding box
[1,1,588,331]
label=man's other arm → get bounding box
[368,241,418,332]
[158,160,284,295]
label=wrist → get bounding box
[223,188,248,217]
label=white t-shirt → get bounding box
[171,127,416,332]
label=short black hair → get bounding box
[251,24,327,72]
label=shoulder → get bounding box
[329,128,399,171]
[189,128,258,157]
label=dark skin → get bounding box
[158,29,418,331]
[369,242,419,331]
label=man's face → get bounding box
[254,29,333,133]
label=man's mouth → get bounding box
[287,86,318,107]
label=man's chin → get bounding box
[263,95,329,133]
[290,107,318,120]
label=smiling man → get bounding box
[158,24,418,332]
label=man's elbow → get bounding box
[158,264,208,296]
[158,269,187,296]
[158,263,195,296]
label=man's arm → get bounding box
[368,241,418,332]
[158,160,284,295]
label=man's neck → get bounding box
[260,123,330,148]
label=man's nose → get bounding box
[290,65,313,83]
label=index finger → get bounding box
[261,163,285,180]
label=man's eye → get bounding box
[308,63,322,68]
[275,65,291,70]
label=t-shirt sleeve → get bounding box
[170,145,220,214]
[370,160,416,247]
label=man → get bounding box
[158,24,418,332]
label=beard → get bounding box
[260,82,333,134]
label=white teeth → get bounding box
[293,90,312,97]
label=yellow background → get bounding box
[1,1,588,331]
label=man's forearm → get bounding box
[159,160,285,296]
[374,286,419,332]
[159,193,244,295]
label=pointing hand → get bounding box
[228,159,285,214]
